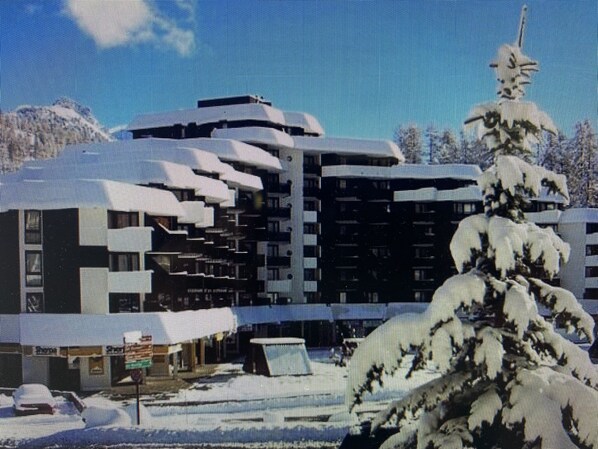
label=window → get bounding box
[267,268,280,280]
[304,246,318,257]
[304,200,318,211]
[108,211,139,229]
[268,149,280,158]
[266,197,280,209]
[267,244,279,257]
[266,173,279,185]
[267,221,280,233]
[305,269,317,281]
[454,203,476,215]
[339,270,347,281]
[305,292,319,303]
[109,293,140,313]
[24,210,42,244]
[304,155,316,166]
[372,247,390,258]
[373,181,390,190]
[337,179,347,189]
[587,223,598,234]
[304,223,317,234]
[109,253,140,272]
[26,292,44,313]
[367,292,379,303]
[304,178,318,188]
[414,291,431,302]
[339,292,347,303]
[586,266,598,278]
[25,251,43,286]
[152,255,172,272]
[587,245,598,256]
[414,268,433,281]
[415,203,432,214]
[415,246,434,259]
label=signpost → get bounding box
[123,332,152,426]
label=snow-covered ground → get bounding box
[0,351,437,448]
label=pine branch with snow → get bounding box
[346,12,597,449]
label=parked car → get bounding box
[13,384,56,416]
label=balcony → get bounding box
[303,186,320,197]
[266,181,291,195]
[304,281,318,292]
[107,227,152,253]
[267,279,292,293]
[304,211,318,223]
[584,232,598,245]
[303,234,318,246]
[266,207,291,219]
[303,164,321,175]
[266,256,291,267]
[267,231,291,243]
[108,271,152,293]
[304,257,317,269]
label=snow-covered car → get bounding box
[13,384,56,416]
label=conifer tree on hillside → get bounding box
[394,124,423,164]
[347,8,598,449]
[438,128,460,164]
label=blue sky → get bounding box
[0,0,595,139]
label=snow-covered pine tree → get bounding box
[426,124,442,164]
[438,128,460,164]
[346,8,598,449]
[569,120,597,208]
[394,124,424,164]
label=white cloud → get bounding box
[25,3,43,15]
[63,0,196,57]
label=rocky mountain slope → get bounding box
[0,98,113,172]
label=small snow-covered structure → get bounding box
[243,338,312,377]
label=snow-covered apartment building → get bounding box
[0,95,596,390]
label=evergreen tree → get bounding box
[425,124,442,164]
[394,124,423,164]
[569,120,597,207]
[438,129,460,164]
[347,11,597,449]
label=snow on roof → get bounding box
[294,136,403,161]
[282,111,325,136]
[559,208,598,224]
[525,209,562,225]
[331,304,386,321]
[250,338,306,345]
[219,164,263,191]
[322,163,482,180]
[212,126,295,149]
[0,179,184,217]
[127,103,287,131]
[4,159,231,204]
[234,305,333,326]
[179,138,283,171]
[0,314,19,343]
[19,308,237,346]
[394,186,482,203]
[55,139,227,175]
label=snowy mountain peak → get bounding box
[0,98,113,172]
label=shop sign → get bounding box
[124,334,153,370]
[33,346,61,357]
[105,345,125,356]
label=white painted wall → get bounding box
[22,356,50,385]
[79,208,108,246]
[80,268,109,314]
[108,271,152,293]
[79,357,112,391]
